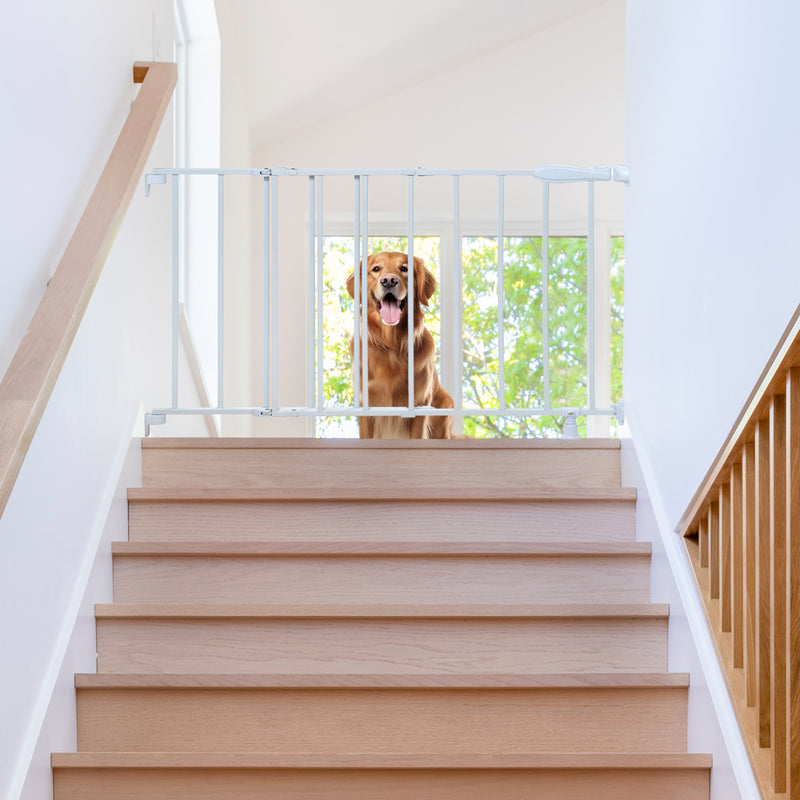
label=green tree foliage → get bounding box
[316,235,624,438]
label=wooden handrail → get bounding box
[679,299,800,798]
[0,61,177,518]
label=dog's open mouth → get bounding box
[373,292,406,326]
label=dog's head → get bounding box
[346,252,436,327]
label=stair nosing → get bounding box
[141,437,622,451]
[52,751,712,770]
[110,541,651,557]
[127,487,637,502]
[94,602,670,619]
[74,672,690,689]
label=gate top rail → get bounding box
[147,165,630,180]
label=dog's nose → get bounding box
[380,275,399,288]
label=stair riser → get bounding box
[141,448,621,490]
[53,766,710,800]
[112,555,651,604]
[96,617,668,674]
[128,500,636,543]
[76,687,687,753]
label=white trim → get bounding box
[625,408,761,800]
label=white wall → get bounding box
[0,3,186,798]
[247,0,627,434]
[625,0,800,528]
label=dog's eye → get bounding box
[400,265,408,272]
[372,266,381,272]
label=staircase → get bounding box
[52,438,711,799]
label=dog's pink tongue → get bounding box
[380,297,402,325]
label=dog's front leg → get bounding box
[358,416,375,439]
[409,414,429,439]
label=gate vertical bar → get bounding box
[262,176,270,408]
[587,180,596,410]
[270,176,279,410]
[316,177,325,411]
[217,174,225,408]
[361,176,370,410]
[542,182,551,411]
[308,175,316,409]
[498,175,505,410]
[353,176,361,408]
[171,172,180,409]
[453,175,463,416]
[407,174,415,413]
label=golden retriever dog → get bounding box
[346,251,454,439]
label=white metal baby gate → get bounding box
[143,165,629,437]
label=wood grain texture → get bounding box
[756,415,772,747]
[743,440,757,706]
[731,461,744,667]
[75,683,688,754]
[771,393,787,793]
[786,367,800,797]
[112,552,651,605]
[140,443,621,491]
[111,540,652,557]
[96,613,668,675]
[720,481,732,633]
[0,62,176,519]
[709,501,720,600]
[699,516,709,569]
[52,758,710,800]
[127,495,637,544]
[53,751,711,769]
[94,602,671,619]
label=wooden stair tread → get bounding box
[110,540,651,557]
[95,602,669,619]
[75,672,689,689]
[128,486,638,502]
[52,751,711,770]
[141,437,622,451]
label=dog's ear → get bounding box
[414,256,437,306]
[346,256,374,299]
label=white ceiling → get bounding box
[223,0,613,149]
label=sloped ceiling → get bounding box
[223,0,613,149]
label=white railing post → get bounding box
[361,176,370,411]
[407,174,415,414]
[308,176,316,410]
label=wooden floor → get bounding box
[53,438,711,798]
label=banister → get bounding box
[678,297,800,797]
[0,61,177,519]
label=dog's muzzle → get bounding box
[373,292,406,325]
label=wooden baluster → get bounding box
[743,441,757,706]
[732,461,744,668]
[699,515,709,569]
[756,416,772,747]
[721,480,732,633]
[786,368,800,796]
[771,393,787,793]
[710,500,721,600]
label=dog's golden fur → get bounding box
[346,251,454,439]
